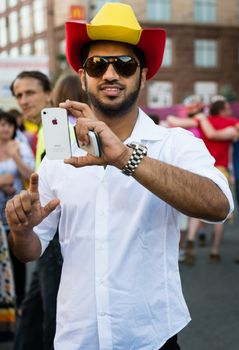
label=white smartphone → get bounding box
[74,127,102,157]
[41,107,71,160]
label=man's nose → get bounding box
[19,94,29,104]
[102,63,119,80]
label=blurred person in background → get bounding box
[167,96,239,264]
[0,215,16,343]
[10,71,62,350]
[167,96,206,262]
[52,72,92,133]
[185,99,239,264]
[0,111,35,311]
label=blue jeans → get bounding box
[13,233,63,350]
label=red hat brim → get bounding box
[65,21,166,80]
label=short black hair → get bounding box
[0,111,17,139]
[10,70,51,96]
[80,41,146,68]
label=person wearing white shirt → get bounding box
[5,3,233,350]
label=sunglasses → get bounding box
[83,56,140,78]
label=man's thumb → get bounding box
[43,199,60,217]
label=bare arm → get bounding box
[65,117,230,222]
[131,157,229,221]
[7,140,34,179]
[167,115,197,129]
[196,115,239,141]
[5,173,60,262]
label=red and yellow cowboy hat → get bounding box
[65,3,166,80]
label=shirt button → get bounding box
[98,311,106,316]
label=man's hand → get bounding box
[59,99,96,120]
[5,173,60,235]
[64,117,132,170]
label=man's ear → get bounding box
[78,69,86,91]
[140,68,148,91]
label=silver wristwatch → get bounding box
[121,142,148,176]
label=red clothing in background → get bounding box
[200,116,239,168]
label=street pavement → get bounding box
[2,214,239,350]
[178,213,239,350]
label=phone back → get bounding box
[41,107,71,160]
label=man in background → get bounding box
[10,71,62,350]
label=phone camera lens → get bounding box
[43,111,46,115]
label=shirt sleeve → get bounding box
[169,128,234,222]
[33,158,61,254]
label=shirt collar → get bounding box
[125,108,166,144]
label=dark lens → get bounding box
[114,56,139,77]
[84,57,108,77]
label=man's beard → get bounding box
[85,75,141,117]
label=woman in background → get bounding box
[0,111,35,312]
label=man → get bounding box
[6,3,233,350]
[10,71,52,162]
[10,71,63,350]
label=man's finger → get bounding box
[5,200,22,226]
[59,100,96,120]
[20,190,33,214]
[12,195,30,225]
[42,199,60,218]
[29,173,39,194]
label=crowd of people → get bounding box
[166,95,239,265]
[0,2,237,350]
[0,71,87,346]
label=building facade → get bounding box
[0,0,239,108]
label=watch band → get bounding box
[121,142,148,176]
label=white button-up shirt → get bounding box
[35,109,233,350]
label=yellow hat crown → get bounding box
[87,3,142,45]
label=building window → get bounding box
[20,5,32,39]
[35,39,47,55]
[0,51,8,57]
[33,0,46,33]
[161,38,172,67]
[194,39,217,67]
[0,17,7,47]
[21,43,32,56]
[9,12,19,43]
[194,0,216,22]
[9,47,19,57]
[0,0,7,13]
[148,81,173,107]
[147,0,170,21]
[95,0,118,12]
[8,0,17,7]
[194,81,217,104]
